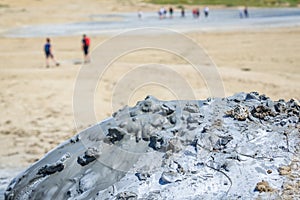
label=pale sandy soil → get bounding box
[0,0,299,169]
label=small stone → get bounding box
[135,172,150,181]
[116,191,138,200]
[278,166,291,175]
[105,127,125,144]
[183,103,200,113]
[37,163,64,176]
[160,171,182,184]
[167,138,182,153]
[255,180,274,193]
[251,105,276,120]
[161,103,176,115]
[77,147,100,166]
[226,105,249,121]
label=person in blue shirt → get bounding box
[44,38,59,68]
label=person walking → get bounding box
[193,8,200,18]
[181,7,185,18]
[169,7,174,18]
[44,38,59,68]
[239,8,244,18]
[204,7,209,18]
[158,7,167,19]
[138,10,143,19]
[244,6,249,18]
[82,34,91,63]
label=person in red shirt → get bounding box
[82,34,91,63]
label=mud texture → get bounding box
[5,92,300,199]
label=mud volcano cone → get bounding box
[5,92,300,199]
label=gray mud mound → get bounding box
[5,92,300,199]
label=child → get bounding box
[44,38,59,68]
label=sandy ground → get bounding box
[0,0,299,169]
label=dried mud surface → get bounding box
[5,92,300,199]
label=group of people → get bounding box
[192,7,209,18]
[156,7,187,19]
[158,7,170,19]
[150,6,249,20]
[44,34,91,68]
[45,6,250,68]
[157,6,210,19]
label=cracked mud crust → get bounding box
[5,92,300,200]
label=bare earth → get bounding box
[0,0,299,169]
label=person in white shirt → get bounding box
[204,7,209,18]
[138,10,143,19]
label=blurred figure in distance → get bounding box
[82,34,91,63]
[204,6,209,18]
[44,38,59,68]
[169,7,173,18]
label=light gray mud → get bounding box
[4,92,300,199]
